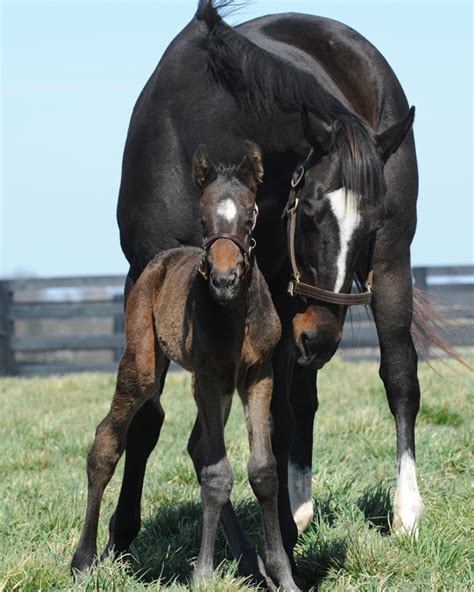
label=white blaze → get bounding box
[288,462,313,533]
[326,189,361,292]
[216,198,237,222]
[393,451,424,538]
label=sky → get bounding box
[1,0,473,278]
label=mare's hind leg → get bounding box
[288,365,318,533]
[241,361,300,591]
[371,259,424,537]
[71,348,165,573]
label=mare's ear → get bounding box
[375,106,415,163]
[301,105,332,155]
[192,144,217,188]
[239,141,264,188]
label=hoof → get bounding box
[392,507,423,540]
[190,566,213,590]
[71,550,95,577]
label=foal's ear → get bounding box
[375,106,415,163]
[239,141,264,188]
[301,105,332,155]
[192,144,217,188]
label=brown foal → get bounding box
[71,142,299,591]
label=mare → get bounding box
[97,0,432,577]
[72,142,300,590]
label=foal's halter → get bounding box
[284,159,374,307]
[198,205,259,280]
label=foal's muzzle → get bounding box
[209,268,241,303]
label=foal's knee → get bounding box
[248,456,278,501]
[87,418,122,486]
[200,458,233,507]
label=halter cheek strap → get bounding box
[285,162,374,307]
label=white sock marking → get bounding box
[326,189,361,292]
[216,198,237,222]
[288,462,313,533]
[393,451,424,538]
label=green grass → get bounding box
[0,358,472,591]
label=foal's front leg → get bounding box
[192,373,234,585]
[241,361,300,592]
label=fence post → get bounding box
[412,267,428,290]
[112,294,124,362]
[0,281,14,376]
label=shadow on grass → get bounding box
[357,482,393,535]
[119,495,355,590]
[297,536,348,590]
[128,497,265,586]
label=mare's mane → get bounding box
[196,1,385,203]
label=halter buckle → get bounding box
[287,275,300,297]
[198,256,209,280]
[291,166,305,188]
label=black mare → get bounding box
[103,0,423,576]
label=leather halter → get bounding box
[284,161,374,307]
[199,205,258,280]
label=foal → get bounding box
[71,142,299,591]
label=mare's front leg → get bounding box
[288,365,318,533]
[371,254,424,537]
[241,360,300,592]
[269,339,299,567]
[191,371,234,586]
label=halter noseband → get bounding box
[199,205,259,280]
[285,156,374,307]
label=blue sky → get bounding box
[2,0,472,277]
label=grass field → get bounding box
[0,357,472,591]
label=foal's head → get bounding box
[290,106,415,368]
[192,142,263,303]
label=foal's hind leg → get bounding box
[241,361,300,592]
[371,259,424,538]
[103,361,169,559]
[71,349,163,573]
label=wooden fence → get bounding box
[0,266,472,376]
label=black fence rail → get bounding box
[0,266,472,376]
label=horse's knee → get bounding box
[380,366,420,419]
[87,418,122,485]
[248,456,278,501]
[200,458,233,507]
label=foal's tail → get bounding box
[411,285,471,368]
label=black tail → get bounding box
[411,286,471,369]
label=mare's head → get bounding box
[291,106,415,368]
[192,141,263,303]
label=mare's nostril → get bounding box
[301,332,318,358]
